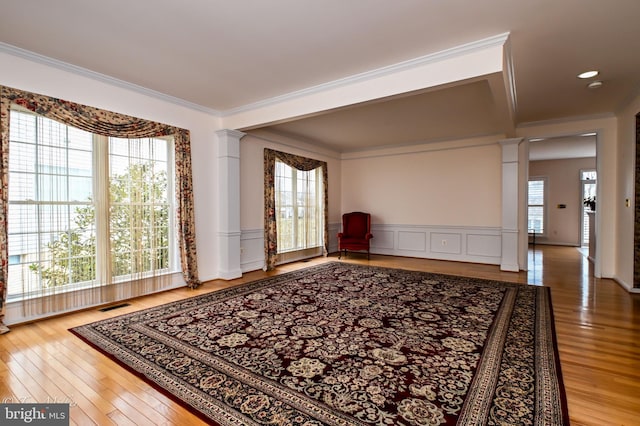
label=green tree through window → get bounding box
[8,109,174,298]
[29,163,169,287]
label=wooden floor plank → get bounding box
[0,245,638,425]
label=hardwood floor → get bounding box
[1,245,639,425]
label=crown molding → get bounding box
[340,133,503,161]
[615,81,640,115]
[222,32,511,117]
[502,36,518,116]
[0,42,222,116]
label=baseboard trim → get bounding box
[613,276,640,293]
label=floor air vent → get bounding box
[99,303,131,312]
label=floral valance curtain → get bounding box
[0,86,201,332]
[264,148,328,270]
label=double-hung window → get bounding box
[528,178,546,235]
[7,109,175,301]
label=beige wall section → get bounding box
[529,157,596,246]
[340,136,502,227]
[239,130,342,231]
[615,93,640,289]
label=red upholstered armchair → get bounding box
[338,212,373,259]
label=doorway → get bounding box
[527,134,597,269]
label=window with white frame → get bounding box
[7,109,175,300]
[581,169,597,246]
[274,160,323,256]
[528,178,546,235]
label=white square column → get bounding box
[215,129,245,279]
[499,138,523,272]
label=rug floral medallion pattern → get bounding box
[71,263,567,425]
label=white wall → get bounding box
[529,157,596,246]
[615,92,640,289]
[0,51,224,282]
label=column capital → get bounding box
[498,137,523,163]
[497,137,523,146]
[215,129,246,140]
[216,129,245,158]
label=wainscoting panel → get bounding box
[328,222,340,253]
[241,224,502,272]
[370,224,502,265]
[240,229,266,272]
[467,233,502,258]
[397,231,426,252]
[430,232,462,255]
[372,230,395,250]
[240,223,341,273]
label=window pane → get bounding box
[109,137,171,279]
[9,142,36,172]
[528,178,545,234]
[8,110,97,295]
[581,170,597,181]
[528,206,544,233]
[8,172,36,200]
[528,180,544,205]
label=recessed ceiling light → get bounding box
[587,80,603,89]
[578,70,599,79]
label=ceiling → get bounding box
[529,135,596,161]
[1,0,639,154]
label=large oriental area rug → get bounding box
[71,263,569,425]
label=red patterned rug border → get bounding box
[68,326,224,425]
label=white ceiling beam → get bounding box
[222,33,510,131]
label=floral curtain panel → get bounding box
[264,148,328,270]
[0,86,201,333]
